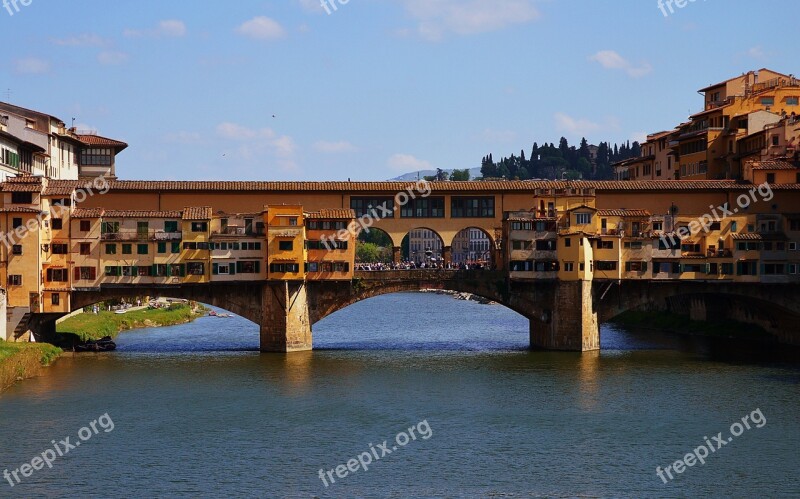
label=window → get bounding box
[279,241,294,251]
[191,222,208,232]
[564,238,571,247]
[46,268,69,282]
[137,244,149,255]
[595,261,618,271]
[138,266,152,277]
[790,242,797,251]
[737,261,759,276]
[157,242,167,254]
[80,220,91,232]
[599,241,614,249]
[105,266,120,277]
[270,263,300,273]
[75,267,97,280]
[767,173,776,184]
[762,263,785,275]
[788,97,799,106]
[213,263,231,275]
[575,213,591,225]
[153,264,167,277]
[625,261,647,272]
[237,261,260,274]
[761,97,775,106]
[11,245,22,255]
[105,244,117,255]
[80,148,112,166]
[122,244,132,255]
[509,260,533,272]
[164,221,179,233]
[451,197,495,218]
[12,218,23,229]
[78,243,91,255]
[400,197,445,218]
[52,244,68,254]
[307,262,319,273]
[187,262,205,275]
[564,262,574,272]
[11,192,32,204]
[624,241,643,250]
[171,242,181,254]
[8,275,22,286]
[51,218,63,230]
[721,263,734,275]
[288,217,298,227]
[51,294,60,306]
[535,240,556,251]
[731,221,738,232]
[790,264,798,275]
[511,240,533,250]
[101,222,119,234]
[350,197,395,218]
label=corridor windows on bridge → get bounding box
[187,262,205,276]
[400,197,445,218]
[46,268,69,282]
[450,197,495,218]
[350,197,394,218]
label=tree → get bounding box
[450,169,470,181]
[356,242,384,263]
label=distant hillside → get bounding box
[389,168,481,181]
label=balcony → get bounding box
[212,227,264,237]
[101,230,182,241]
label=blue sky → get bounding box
[1,0,795,180]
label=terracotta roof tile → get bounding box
[71,208,105,218]
[748,159,798,171]
[182,206,212,220]
[74,134,128,149]
[3,182,42,192]
[597,209,652,217]
[0,207,43,213]
[305,208,356,220]
[103,210,183,219]
[731,233,763,240]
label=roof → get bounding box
[748,159,798,171]
[731,232,788,241]
[74,134,128,151]
[0,207,43,213]
[71,208,105,218]
[506,216,557,222]
[597,209,652,217]
[2,182,41,192]
[305,208,356,220]
[103,210,183,219]
[182,206,212,220]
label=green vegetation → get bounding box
[56,303,206,341]
[0,340,62,393]
[611,311,771,341]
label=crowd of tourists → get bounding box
[355,261,492,271]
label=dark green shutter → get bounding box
[212,263,218,275]
[229,263,236,275]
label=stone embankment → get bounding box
[419,289,497,305]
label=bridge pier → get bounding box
[393,246,402,264]
[260,281,312,353]
[530,280,599,351]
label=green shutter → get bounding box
[212,263,218,275]
[642,262,648,273]
[255,261,260,274]
[229,263,236,275]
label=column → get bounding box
[530,280,599,351]
[260,281,313,353]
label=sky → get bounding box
[1,0,796,181]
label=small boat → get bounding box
[114,309,127,315]
[215,313,232,318]
[75,336,117,352]
[208,310,218,317]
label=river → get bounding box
[0,292,798,498]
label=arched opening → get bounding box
[53,295,260,353]
[313,291,529,351]
[451,227,494,267]
[401,228,444,266]
[355,227,394,264]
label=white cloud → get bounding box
[163,131,203,145]
[400,0,539,41]
[236,16,287,40]
[296,0,325,14]
[14,58,50,74]
[53,34,106,47]
[125,20,187,38]
[97,51,129,65]
[313,141,358,153]
[746,46,765,60]
[216,122,297,172]
[387,153,433,172]
[588,50,652,78]
[555,113,601,135]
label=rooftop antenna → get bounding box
[71,117,76,129]
[5,89,11,103]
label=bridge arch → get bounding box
[401,227,445,264]
[451,226,495,265]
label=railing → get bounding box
[101,230,182,241]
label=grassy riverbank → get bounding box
[56,304,207,341]
[610,311,770,341]
[0,341,62,393]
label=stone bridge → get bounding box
[37,271,800,352]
